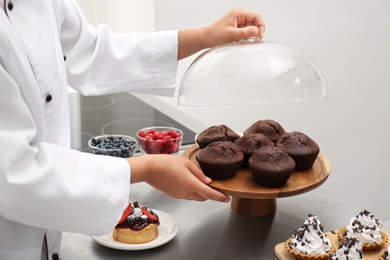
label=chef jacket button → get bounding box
[52,253,60,260]
[46,94,53,102]
[63,54,66,61]
[8,1,13,11]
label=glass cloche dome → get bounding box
[178,38,327,106]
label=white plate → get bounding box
[91,210,179,250]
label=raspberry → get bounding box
[146,129,155,135]
[155,139,164,150]
[149,142,161,154]
[163,135,173,142]
[138,130,146,138]
[153,132,164,140]
[167,130,177,138]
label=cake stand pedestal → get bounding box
[182,144,331,217]
[231,197,277,216]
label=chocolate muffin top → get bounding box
[249,147,295,173]
[234,133,274,155]
[243,119,286,142]
[196,125,240,149]
[196,141,244,165]
[276,131,319,156]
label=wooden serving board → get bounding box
[274,230,389,259]
[182,144,330,199]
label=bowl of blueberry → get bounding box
[88,135,137,158]
[137,126,183,154]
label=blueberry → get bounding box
[141,215,148,222]
[127,215,135,224]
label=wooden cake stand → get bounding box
[182,144,331,217]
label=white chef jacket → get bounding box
[0,0,178,259]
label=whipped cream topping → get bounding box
[331,237,363,260]
[345,209,383,244]
[289,214,332,255]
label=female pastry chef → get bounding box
[0,1,265,259]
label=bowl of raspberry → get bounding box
[88,135,137,158]
[137,126,183,155]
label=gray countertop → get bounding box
[59,182,361,260]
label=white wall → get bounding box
[75,0,390,220]
[152,0,390,219]
[76,0,155,32]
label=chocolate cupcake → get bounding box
[249,147,295,187]
[196,125,240,149]
[243,119,286,143]
[196,141,244,180]
[276,131,320,171]
[234,133,274,168]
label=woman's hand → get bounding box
[178,7,265,59]
[204,7,265,47]
[127,155,230,202]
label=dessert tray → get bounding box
[182,144,330,216]
[91,210,178,250]
[274,229,390,259]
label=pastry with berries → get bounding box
[113,201,160,244]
